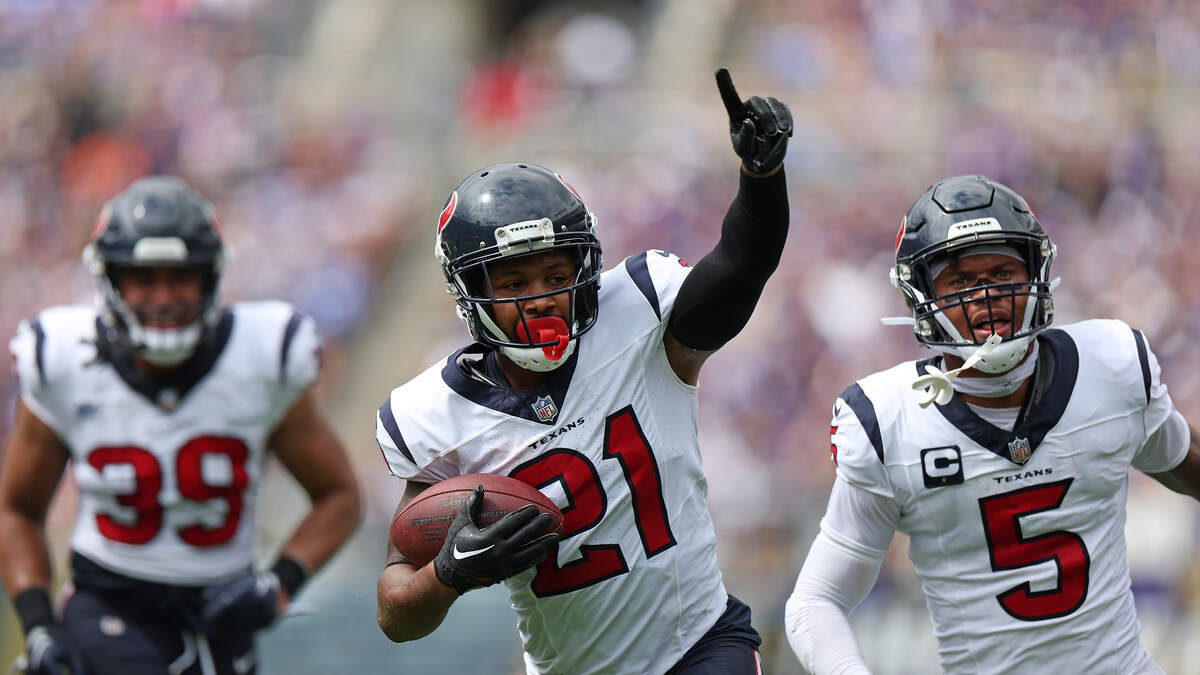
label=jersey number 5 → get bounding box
[87,436,249,547]
[978,478,1090,621]
[509,406,677,597]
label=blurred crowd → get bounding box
[3,0,1200,672]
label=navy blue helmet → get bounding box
[435,162,602,371]
[890,175,1056,372]
[83,176,226,366]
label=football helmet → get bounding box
[890,175,1057,373]
[435,162,602,372]
[82,176,226,367]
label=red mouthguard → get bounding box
[515,316,571,360]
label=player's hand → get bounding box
[201,570,281,634]
[21,624,87,675]
[433,485,559,594]
[716,68,793,176]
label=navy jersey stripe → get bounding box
[841,383,884,463]
[280,312,304,381]
[440,344,579,425]
[30,319,46,383]
[624,252,661,320]
[928,330,1078,464]
[377,398,415,466]
[1131,328,1151,404]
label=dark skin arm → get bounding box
[0,400,71,599]
[376,480,460,642]
[267,390,363,606]
[1146,423,1200,500]
[663,332,716,386]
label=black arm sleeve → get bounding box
[668,168,789,350]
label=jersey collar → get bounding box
[441,340,580,425]
[920,329,1079,464]
[95,309,234,412]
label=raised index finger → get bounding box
[715,68,745,122]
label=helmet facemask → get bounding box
[893,232,1056,373]
[441,226,602,372]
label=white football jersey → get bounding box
[377,250,728,675]
[831,319,1182,674]
[9,301,321,585]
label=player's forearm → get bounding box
[785,592,872,675]
[786,525,887,675]
[376,562,458,642]
[1148,423,1200,501]
[0,508,54,597]
[668,169,789,351]
[278,485,362,573]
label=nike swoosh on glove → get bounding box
[433,485,560,594]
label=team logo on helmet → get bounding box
[555,173,582,201]
[437,191,458,234]
[532,395,559,422]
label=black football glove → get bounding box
[716,68,793,176]
[433,485,559,594]
[201,570,280,635]
[21,624,87,675]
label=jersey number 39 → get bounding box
[87,436,249,547]
[510,406,677,597]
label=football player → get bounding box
[375,69,791,674]
[784,175,1200,674]
[0,176,362,675]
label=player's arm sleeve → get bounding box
[830,386,896,499]
[786,477,898,675]
[666,169,788,350]
[278,312,323,408]
[1130,330,1189,473]
[8,318,65,437]
[375,392,458,483]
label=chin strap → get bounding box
[912,334,1003,408]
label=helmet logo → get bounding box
[92,204,113,238]
[894,215,907,255]
[437,191,458,234]
[555,173,582,201]
[946,217,1001,240]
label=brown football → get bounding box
[389,473,564,567]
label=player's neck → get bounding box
[940,350,1035,409]
[132,354,188,376]
[957,377,1032,409]
[495,352,549,391]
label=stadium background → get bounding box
[2,0,1200,672]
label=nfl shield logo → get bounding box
[1008,437,1032,464]
[532,395,558,422]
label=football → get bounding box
[390,473,563,567]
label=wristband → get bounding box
[13,587,54,634]
[271,556,309,597]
